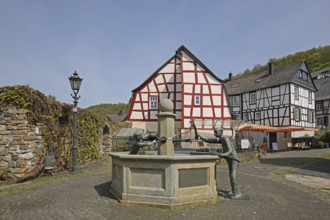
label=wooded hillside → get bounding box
[235,45,330,79]
[85,103,129,117]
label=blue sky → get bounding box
[1,0,329,108]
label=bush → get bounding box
[317,141,325,149]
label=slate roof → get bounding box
[311,67,330,79]
[225,61,316,95]
[108,113,127,123]
[312,67,330,101]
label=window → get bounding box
[316,102,323,110]
[150,96,158,109]
[308,91,312,104]
[294,86,299,100]
[194,95,200,106]
[243,113,248,121]
[299,71,303,78]
[317,118,323,126]
[250,92,256,104]
[233,96,240,107]
[308,110,314,123]
[293,107,300,121]
[303,72,308,81]
[284,132,288,139]
[234,114,240,120]
[325,116,329,126]
[255,112,261,120]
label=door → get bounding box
[269,132,277,151]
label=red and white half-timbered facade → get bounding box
[126,45,232,137]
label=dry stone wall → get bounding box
[0,106,44,180]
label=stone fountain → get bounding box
[109,99,218,208]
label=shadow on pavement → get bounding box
[259,157,330,174]
[94,181,116,199]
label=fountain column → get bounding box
[156,99,176,155]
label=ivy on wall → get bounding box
[0,85,105,170]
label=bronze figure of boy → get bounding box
[129,130,157,154]
[198,127,243,199]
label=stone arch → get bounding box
[103,124,110,135]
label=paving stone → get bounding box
[0,149,329,220]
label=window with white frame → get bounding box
[316,102,323,110]
[308,91,312,104]
[294,86,299,100]
[233,96,240,107]
[250,92,257,104]
[194,95,200,106]
[150,96,158,109]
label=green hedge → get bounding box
[0,85,105,170]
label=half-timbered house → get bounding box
[225,61,317,150]
[312,67,330,129]
[126,45,233,140]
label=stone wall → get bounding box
[0,106,44,180]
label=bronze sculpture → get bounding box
[129,130,166,154]
[192,121,243,199]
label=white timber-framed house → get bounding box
[312,67,330,130]
[225,61,317,150]
[126,45,233,140]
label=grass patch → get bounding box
[321,152,330,159]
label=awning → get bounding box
[238,125,318,132]
[239,124,279,132]
[275,126,318,132]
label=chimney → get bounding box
[268,63,274,75]
[228,72,232,81]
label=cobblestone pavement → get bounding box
[0,149,329,220]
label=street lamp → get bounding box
[69,71,83,172]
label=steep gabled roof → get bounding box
[225,61,317,95]
[312,67,330,101]
[176,45,224,83]
[132,45,223,92]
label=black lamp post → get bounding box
[68,71,83,172]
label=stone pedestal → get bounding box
[110,152,218,209]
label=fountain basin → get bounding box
[109,152,218,209]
